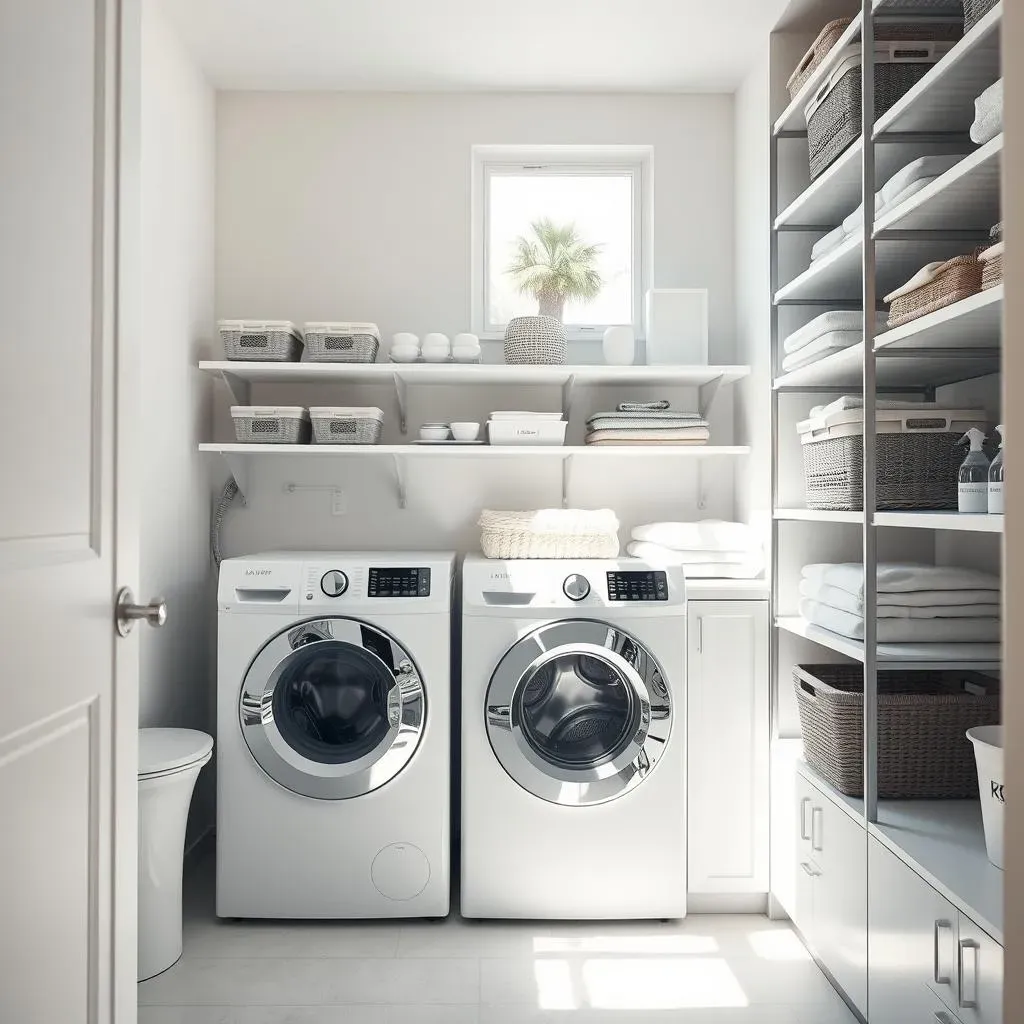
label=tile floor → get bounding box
[139,852,859,1024]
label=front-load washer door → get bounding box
[485,620,672,806]
[240,617,425,800]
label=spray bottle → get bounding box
[958,427,990,514]
[988,424,1005,514]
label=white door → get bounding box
[0,1,140,1021]
[686,600,769,893]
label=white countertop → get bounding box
[684,578,769,601]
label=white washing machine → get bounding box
[461,554,687,920]
[217,551,454,919]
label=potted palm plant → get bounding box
[503,219,603,364]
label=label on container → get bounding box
[958,483,988,514]
[989,481,1005,515]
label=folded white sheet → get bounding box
[629,541,760,565]
[782,332,860,372]
[801,562,1001,596]
[799,580,1000,619]
[807,396,939,418]
[971,80,1003,146]
[783,311,889,355]
[628,542,764,578]
[632,520,761,553]
[800,598,1001,643]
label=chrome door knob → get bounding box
[563,574,591,601]
[115,587,168,637]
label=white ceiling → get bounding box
[163,0,793,93]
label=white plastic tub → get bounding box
[487,419,567,446]
[968,725,1004,869]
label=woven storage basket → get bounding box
[479,509,619,559]
[303,322,380,363]
[231,406,311,444]
[886,254,983,328]
[802,431,963,510]
[503,316,567,365]
[965,0,998,33]
[982,253,1003,290]
[219,320,303,362]
[787,19,852,99]
[310,407,384,445]
[795,665,1000,798]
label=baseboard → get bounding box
[184,827,215,871]
[686,893,769,914]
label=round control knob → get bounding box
[320,570,349,598]
[563,574,591,602]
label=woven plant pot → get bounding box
[503,316,567,365]
[794,665,1000,798]
[887,253,983,328]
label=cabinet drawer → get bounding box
[928,990,966,1024]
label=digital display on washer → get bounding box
[606,570,669,602]
[368,567,431,598]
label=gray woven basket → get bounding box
[311,413,383,445]
[808,62,935,179]
[965,0,998,33]
[219,322,303,362]
[795,665,1000,799]
[304,330,380,363]
[802,431,962,510]
[231,410,311,444]
[503,316,567,365]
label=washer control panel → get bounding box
[562,574,591,601]
[320,570,349,597]
[607,570,669,602]
[368,567,431,598]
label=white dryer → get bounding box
[461,555,687,920]
[217,551,454,919]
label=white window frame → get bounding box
[471,145,653,342]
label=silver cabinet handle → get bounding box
[800,797,812,840]
[934,1012,955,1023]
[958,938,979,1009]
[697,616,703,653]
[115,587,168,637]
[811,806,824,852]
[799,862,819,877]
[933,919,953,985]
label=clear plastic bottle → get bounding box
[957,427,990,514]
[989,424,1005,515]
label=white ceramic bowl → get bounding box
[423,332,450,349]
[391,332,419,350]
[421,347,450,363]
[453,333,479,348]
[419,424,451,441]
[389,345,420,363]
[450,422,481,441]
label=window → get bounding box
[472,146,651,340]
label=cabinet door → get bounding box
[869,837,959,1022]
[955,916,1003,1024]
[686,600,769,893]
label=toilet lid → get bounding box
[139,728,213,778]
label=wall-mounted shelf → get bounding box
[874,511,1004,533]
[874,285,1003,353]
[775,615,1001,670]
[774,508,864,524]
[874,3,1002,136]
[200,442,751,509]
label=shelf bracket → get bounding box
[561,374,576,422]
[561,454,574,509]
[392,373,408,435]
[392,454,407,509]
[218,371,251,407]
[698,374,725,420]
[221,452,250,505]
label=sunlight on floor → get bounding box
[535,933,719,955]
[746,927,813,961]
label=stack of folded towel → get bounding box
[971,79,1003,146]
[627,520,764,578]
[585,402,709,446]
[782,311,889,373]
[800,563,1001,643]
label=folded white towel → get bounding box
[799,579,1000,619]
[632,520,761,553]
[783,312,888,355]
[800,599,1001,643]
[627,542,764,578]
[630,542,760,565]
[884,261,948,303]
[782,332,861,372]
[807,395,939,418]
[971,79,1003,146]
[801,562,1001,597]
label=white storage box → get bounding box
[309,407,384,445]
[487,418,567,446]
[968,725,1004,869]
[303,322,380,363]
[797,405,988,442]
[231,406,310,444]
[219,320,303,362]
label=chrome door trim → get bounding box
[239,617,425,800]
[485,619,673,806]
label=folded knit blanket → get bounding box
[799,580,1000,619]
[586,430,710,446]
[586,413,707,431]
[618,400,670,412]
[801,562,1001,597]
[801,598,1001,643]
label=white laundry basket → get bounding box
[967,725,1004,869]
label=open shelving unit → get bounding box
[770,0,1004,944]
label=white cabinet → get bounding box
[686,600,769,894]
[869,836,1004,1024]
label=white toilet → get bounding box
[138,728,213,981]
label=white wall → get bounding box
[213,92,741,558]
[140,0,217,841]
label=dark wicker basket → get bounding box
[802,431,963,510]
[808,62,936,179]
[795,664,1001,798]
[965,0,998,34]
